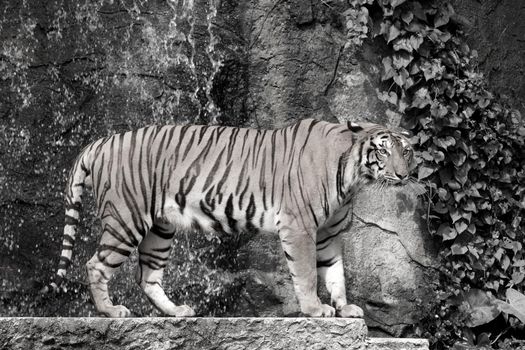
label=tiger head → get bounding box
[349,122,416,186]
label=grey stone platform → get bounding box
[0,317,428,350]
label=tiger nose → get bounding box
[395,171,408,180]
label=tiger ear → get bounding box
[347,121,364,133]
[346,121,377,133]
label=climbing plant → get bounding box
[344,0,525,348]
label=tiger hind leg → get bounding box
[135,224,195,317]
[86,223,139,318]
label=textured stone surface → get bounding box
[0,0,436,337]
[452,0,525,116]
[0,317,368,350]
[344,187,439,336]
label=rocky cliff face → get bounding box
[452,0,525,117]
[1,0,444,336]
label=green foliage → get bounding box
[496,288,525,325]
[345,0,524,347]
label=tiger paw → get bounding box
[337,304,364,318]
[302,303,336,317]
[174,305,196,317]
[101,305,132,318]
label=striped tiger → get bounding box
[49,118,415,318]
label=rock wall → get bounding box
[452,0,525,116]
[0,0,439,337]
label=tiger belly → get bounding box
[160,193,277,236]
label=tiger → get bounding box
[48,118,415,318]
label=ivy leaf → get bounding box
[412,87,431,108]
[401,10,414,24]
[379,20,391,36]
[406,19,427,33]
[438,223,456,241]
[454,163,470,185]
[514,260,525,268]
[393,68,409,87]
[393,35,424,53]
[501,255,511,271]
[485,280,500,292]
[439,167,453,186]
[418,131,430,145]
[462,106,475,119]
[507,289,525,318]
[411,2,427,20]
[420,59,444,80]
[387,23,401,43]
[451,243,467,255]
[511,216,522,229]
[437,187,449,200]
[398,95,410,112]
[433,136,456,150]
[418,165,435,180]
[390,0,407,8]
[434,9,450,27]
[449,208,461,223]
[381,56,395,80]
[453,190,465,202]
[409,62,420,74]
[511,242,522,255]
[455,220,468,234]
[377,90,398,105]
[420,151,433,161]
[434,201,448,214]
[463,289,500,327]
[456,140,471,155]
[464,199,477,212]
[409,35,424,51]
[448,179,461,190]
[451,150,467,167]
[432,150,445,163]
[392,51,413,69]
[429,28,451,43]
[445,114,463,127]
[393,37,413,52]
[483,140,500,160]
[496,295,525,324]
[430,103,448,118]
[512,272,524,285]
[494,248,504,261]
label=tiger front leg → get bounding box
[316,229,363,318]
[278,222,335,317]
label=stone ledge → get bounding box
[0,317,367,350]
[0,317,428,350]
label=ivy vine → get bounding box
[344,0,525,348]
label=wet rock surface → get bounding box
[0,0,444,337]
